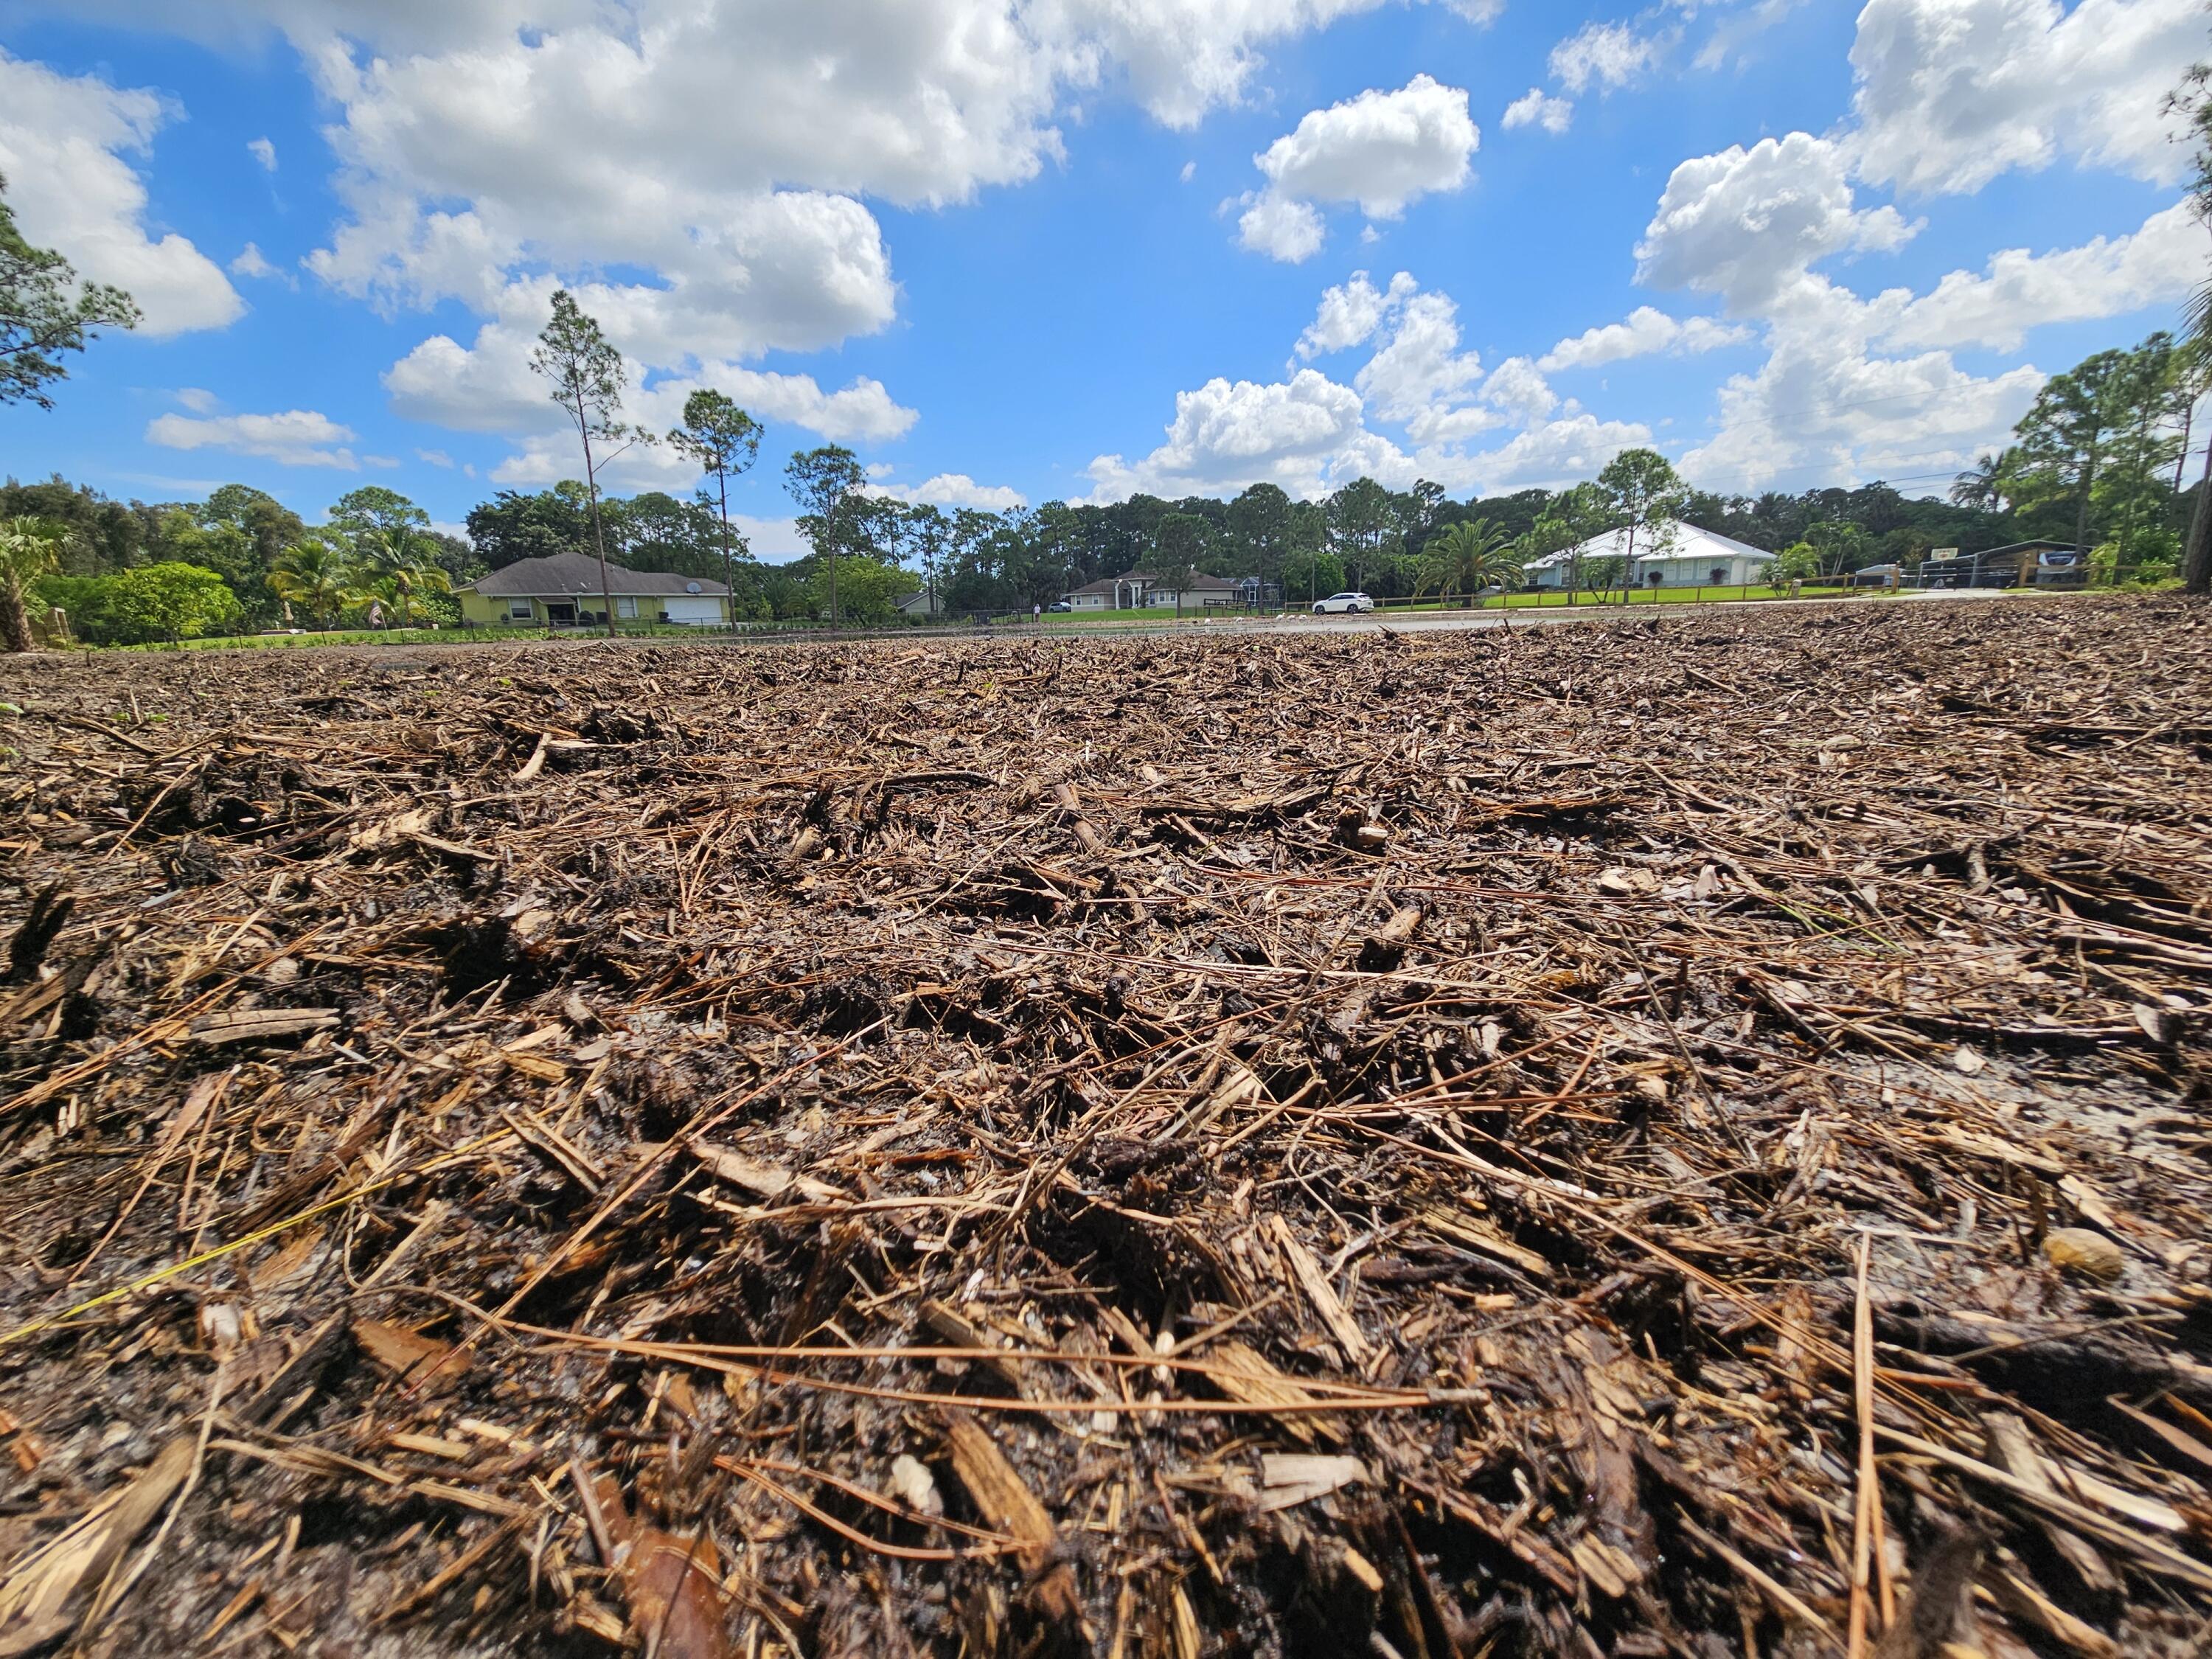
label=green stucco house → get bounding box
[457,554,732,629]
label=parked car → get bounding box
[1048,601,1073,613]
[1312,591,1375,615]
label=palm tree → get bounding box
[1950,451,2017,512]
[1417,519,1520,608]
[2183,77,2212,371]
[372,560,452,627]
[0,518,63,652]
[1805,518,1868,580]
[352,527,451,626]
[270,535,363,630]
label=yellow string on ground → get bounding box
[0,1128,516,1348]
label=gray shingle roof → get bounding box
[462,553,728,598]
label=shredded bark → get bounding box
[2,596,2211,1658]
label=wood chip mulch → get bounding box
[2,595,2211,1658]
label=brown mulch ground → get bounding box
[2,595,2211,1659]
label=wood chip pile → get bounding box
[3,596,2211,1659]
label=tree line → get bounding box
[0,482,470,647]
[1951,330,2203,583]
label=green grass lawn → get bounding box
[1464,584,1863,609]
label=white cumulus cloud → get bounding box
[380,274,917,468]
[1627,140,2042,492]
[1681,291,2046,493]
[1089,270,1658,503]
[1628,27,2202,502]
[1237,192,1329,262]
[1251,74,1479,219]
[1636,132,1918,315]
[276,2,1504,345]
[865,473,1029,512]
[679,366,918,445]
[0,51,243,336]
[146,408,361,468]
[247,135,276,170]
[1354,286,1486,432]
[1048,0,1503,128]
[1237,74,1478,262]
[1540,306,1751,372]
[1501,88,1573,135]
[1478,357,1559,424]
[229,241,291,284]
[733,512,807,562]
[1086,369,1378,500]
[1849,0,2202,197]
[1470,413,1659,493]
[1295,270,1418,359]
[1878,201,2204,352]
[1548,20,1662,93]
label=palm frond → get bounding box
[2187,278,2212,359]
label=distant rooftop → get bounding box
[1525,521,1776,569]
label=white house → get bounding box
[1525,522,1777,591]
[1065,571,1241,611]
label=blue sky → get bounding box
[0,0,2201,558]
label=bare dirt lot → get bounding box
[3,597,2211,1658]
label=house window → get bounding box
[616,597,639,619]
[506,599,533,622]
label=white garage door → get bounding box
[662,597,725,625]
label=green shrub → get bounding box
[35,562,240,644]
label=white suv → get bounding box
[1312,592,1376,615]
